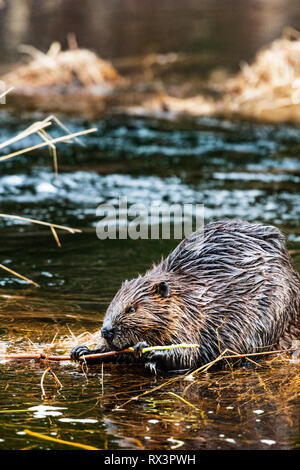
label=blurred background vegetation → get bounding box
[0,0,300,77]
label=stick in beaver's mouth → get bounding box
[0,344,201,362]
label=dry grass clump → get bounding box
[1,39,122,92]
[134,94,219,117]
[222,27,300,121]
[136,28,300,123]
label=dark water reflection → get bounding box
[1,0,300,78]
[0,347,299,450]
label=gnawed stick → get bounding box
[0,349,132,362]
[0,345,292,365]
[0,344,200,362]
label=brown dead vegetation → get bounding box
[137,28,300,123]
[1,39,122,92]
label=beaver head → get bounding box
[100,267,203,351]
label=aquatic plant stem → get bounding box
[23,429,100,450]
[0,263,39,287]
[0,128,97,162]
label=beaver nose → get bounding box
[101,325,115,340]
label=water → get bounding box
[1,0,300,78]
[0,111,299,450]
[0,0,300,451]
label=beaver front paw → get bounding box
[133,341,150,358]
[143,350,169,374]
[70,345,90,362]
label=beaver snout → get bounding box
[101,323,115,341]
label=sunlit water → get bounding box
[0,112,299,450]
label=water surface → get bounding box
[0,111,299,450]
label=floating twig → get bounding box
[40,366,63,398]
[23,429,100,450]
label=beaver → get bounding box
[71,219,300,372]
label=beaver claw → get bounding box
[133,341,149,358]
[70,345,90,361]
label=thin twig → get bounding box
[50,225,61,247]
[0,350,131,362]
[40,367,50,398]
[0,263,39,287]
[168,391,198,410]
[186,348,290,379]
[0,213,81,233]
[23,429,100,450]
[0,345,293,365]
[40,366,63,398]
[0,86,14,102]
[0,121,52,150]
[0,128,97,162]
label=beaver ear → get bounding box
[157,281,170,298]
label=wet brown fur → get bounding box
[71,220,300,372]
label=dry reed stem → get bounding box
[0,212,80,256]
[185,348,290,379]
[0,213,81,233]
[0,86,14,101]
[41,114,84,146]
[0,114,81,182]
[0,263,39,287]
[0,127,97,162]
[0,121,52,150]
[40,366,62,398]
[167,391,198,410]
[50,225,61,247]
[23,429,100,450]
[37,129,58,175]
[0,94,93,283]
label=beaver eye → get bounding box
[126,306,136,314]
[156,281,170,298]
